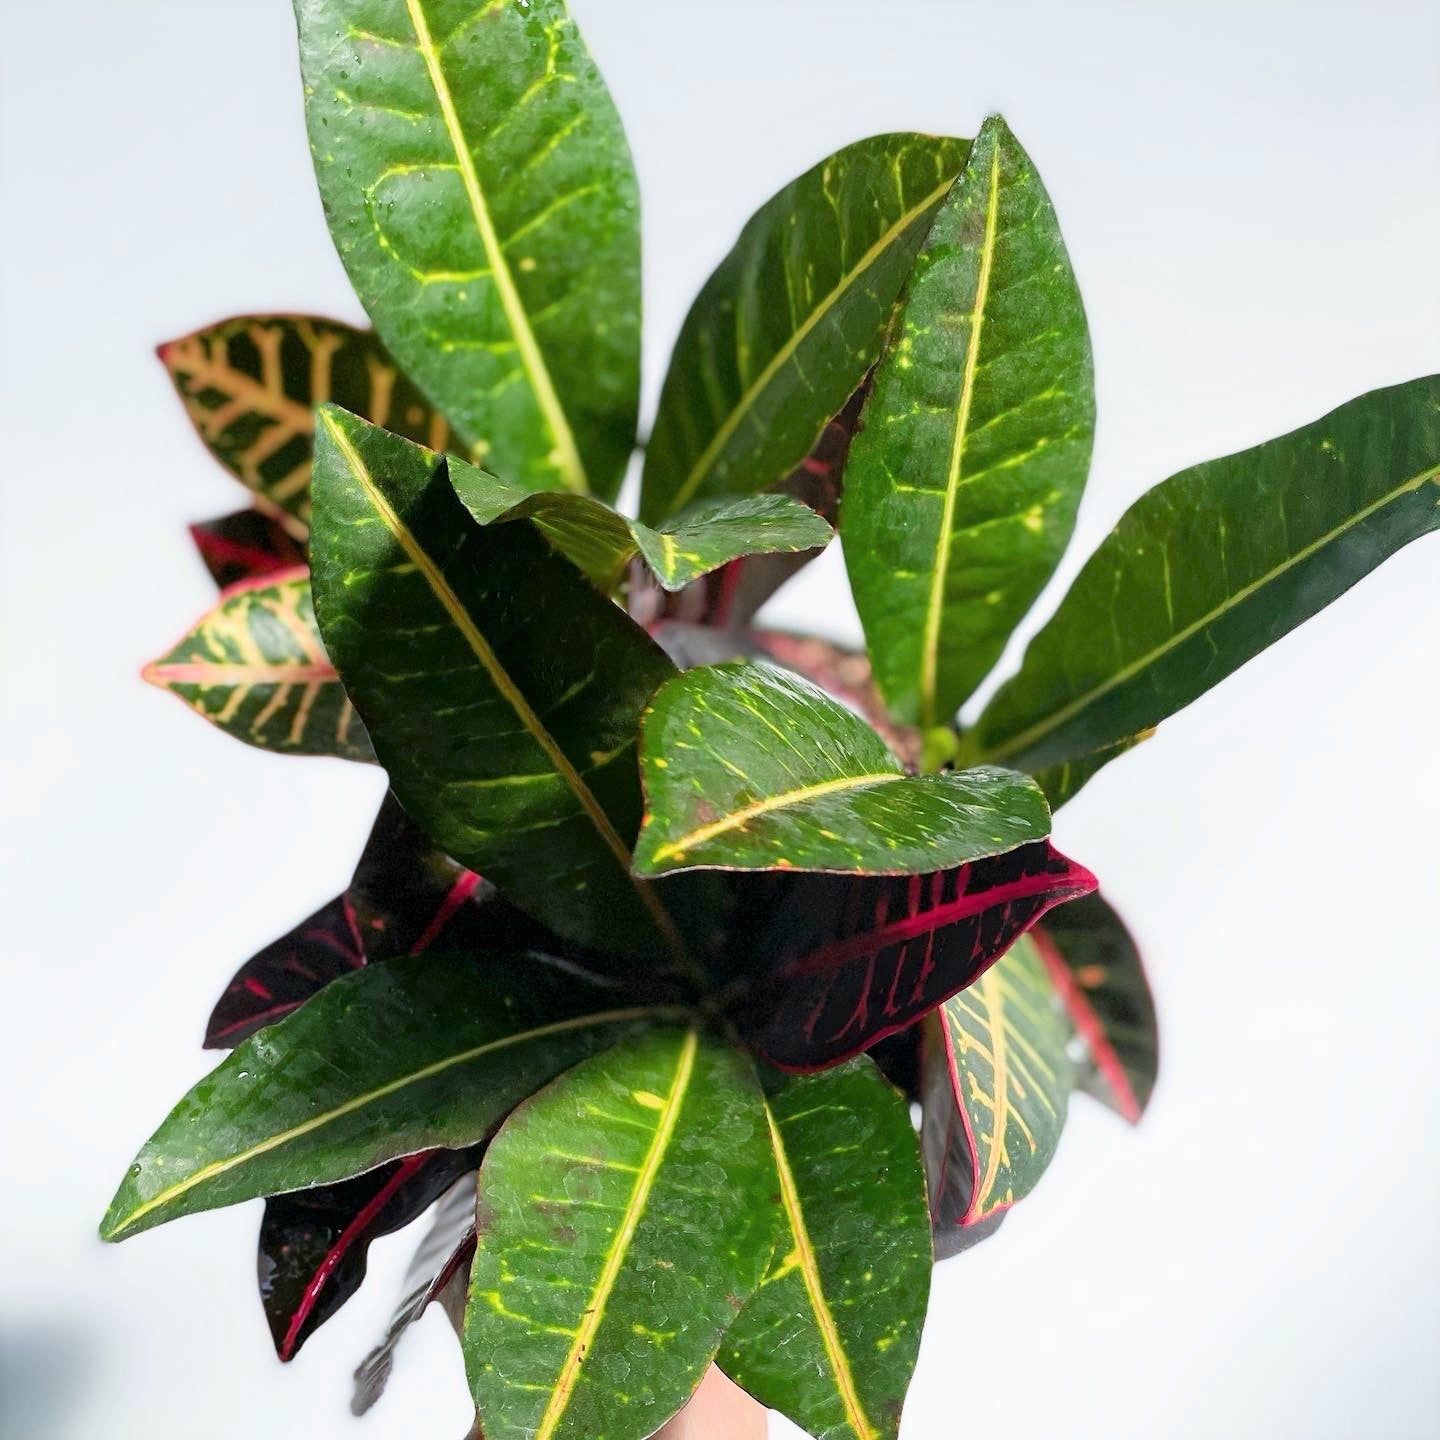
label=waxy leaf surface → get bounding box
[642,391,861,628]
[922,935,1074,1251]
[354,1173,480,1414]
[101,953,657,1240]
[190,509,306,589]
[449,459,832,592]
[160,314,450,527]
[844,115,1094,729]
[634,662,1048,875]
[720,1060,931,1440]
[641,133,969,522]
[295,0,639,498]
[464,1029,778,1440]
[259,1146,477,1360]
[972,375,1440,777]
[735,840,1096,1069]
[310,408,680,957]
[143,568,372,762]
[1035,892,1157,1122]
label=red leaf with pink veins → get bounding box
[742,840,1096,1070]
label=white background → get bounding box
[2,2,1438,1437]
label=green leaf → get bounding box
[842,114,1095,730]
[463,1029,778,1440]
[310,406,682,958]
[100,953,659,1242]
[640,132,970,523]
[1028,731,1151,810]
[632,661,1049,875]
[1034,893,1157,1123]
[921,935,1075,1249]
[142,568,372,761]
[719,1060,931,1440]
[971,375,1440,779]
[449,460,833,593]
[295,0,640,498]
[159,314,452,529]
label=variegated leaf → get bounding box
[143,568,371,761]
[463,1029,779,1440]
[921,935,1076,1251]
[259,1147,479,1361]
[720,1060,931,1440]
[159,314,450,527]
[189,509,306,588]
[731,840,1096,1070]
[1034,892,1157,1123]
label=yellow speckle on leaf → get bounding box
[632,1090,666,1111]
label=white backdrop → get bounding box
[2,2,1438,1438]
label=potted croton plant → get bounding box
[101,1,1440,1437]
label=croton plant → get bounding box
[101,2,1439,1437]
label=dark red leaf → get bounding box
[739,840,1097,1070]
[189,509,305,589]
[204,795,548,1048]
[259,1147,480,1361]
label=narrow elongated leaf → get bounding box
[634,662,1049,875]
[190,509,306,588]
[734,841,1096,1069]
[1034,893,1157,1122]
[310,407,681,958]
[353,1173,480,1414]
[921,935,1075,1252]
[259,1146,477,1361]
[160,314,450,527]
[720,1060,931,1440]
[464,1029,778,1440]
[101,953,659,1241]
[449,460,832,593]
[843,115,1094,730]
[641,133,970,522]
[143,568,372,761]
[295,0,639,498]
[972,375,1440,779]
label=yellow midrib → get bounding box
[648,771,900,864]
[105,1006,655,1237]
[321,413,684,953]
[766,1103,877,1440]
[535,1029,700,1440]
[919,141,1001,732]
[970,973,1009,1219]
[985,458,1440,762]
[666,176,956,516]
[404,0,586,494]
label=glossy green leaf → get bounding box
[719,1060,931,1440]
[159,314,452,529]
[1028,731,1151,810]
[142,567,372,761]
[463,1029,778,1440]
[309,406,682,958]
[971,375,1440,779]
[843,115,1094,730]
[449,460,833,593]
[633,661,1049,875]
[1034,893,1157,1123]
[295,0,639,498]
[641,132,970,522]
[921,935,1074,1249]
[100,953,659,1242]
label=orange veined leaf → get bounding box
[158,314,453,531]
[920,934,1076,1254]
[142,567,372,762]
